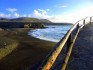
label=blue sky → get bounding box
[0,0,93,23]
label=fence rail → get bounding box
[38,16,93,70]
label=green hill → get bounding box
[0,17,52,23]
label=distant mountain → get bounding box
[0,17,52,23]
[0,17,72,25]
[0,18,10,21]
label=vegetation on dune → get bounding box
[0,41,18,60]
[24,23,44,28]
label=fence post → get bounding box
[67,33,72,52]
[83,20,85,25]
[77,23,79,31]
[90,17,92,24]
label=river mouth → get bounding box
[28,25,72,42]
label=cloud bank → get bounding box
[6,8,17,13]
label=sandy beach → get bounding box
[0,28,56,70]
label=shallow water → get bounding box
[28,25,72,42]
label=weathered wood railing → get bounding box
[38,16,93,70]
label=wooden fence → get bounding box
[38,16,93,70]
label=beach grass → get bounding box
[0,41,18,60]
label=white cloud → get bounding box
[0,12,11,18]
[0,13,6,17]
[55,5,67,8]
[14,12,20,18]
[38,9,47,15]
[33,9,74,23]
[38,9,44,12]
[6,8,17,13]
[0,12,20,18]
[38,9,50,12]
[0,8,19,18]
[34,9,49,19]
[33,9,65,22]
[34,5,93,23]
[46,9,50,11]
[60,5,67,8]
[34,10,41,17]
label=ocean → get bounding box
[28,25,72,42]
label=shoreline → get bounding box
[28,28,58,43]
[28,28,59,43]
[28,33,59,43]
[0,28,56,70]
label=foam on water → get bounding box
[28,25,72,42]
